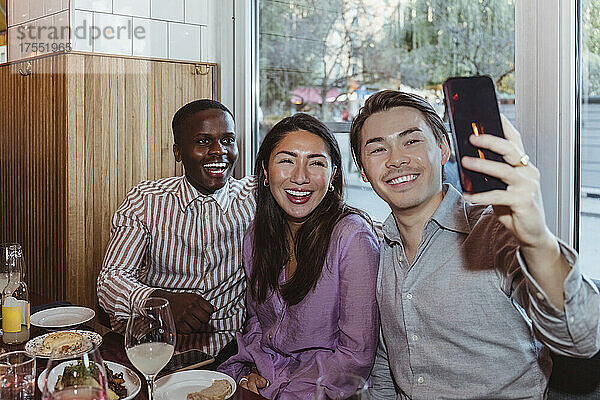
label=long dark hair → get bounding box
[251,113,368,306]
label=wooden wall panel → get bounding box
[1,53,215,310]
[64,54,215,308]
[0,56,68,300]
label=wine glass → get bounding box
[0,351,36,400]
[125,297,176,400]
[314,372,369,400]
[41,340,109,400]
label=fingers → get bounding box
[461,156,521,186]
[242,373,268,395]
[500,114,525,152]
[193,295,215,316]
[463,189,517,207]
[240,377,249,390]
[247,377,259,394]
[188,306,212,324]
[177,320,193,334]
[468,133,524,167]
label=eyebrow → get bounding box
[364,128,421,147]
[194,131,236,137]
[275,151,327,159]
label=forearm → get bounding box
[520,231,570,311]
[97,264,156,320]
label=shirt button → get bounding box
[412,334,419,341]
[417,376,424,384]
[406,293,413,300]
[535,292,545,301]
[268,333,273,340]
[569,317,575,324]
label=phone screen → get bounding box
[160,349,214,376]
[443,75,508,193]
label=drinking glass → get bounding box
[0,351,36,400]
[41,341,109,400]
[125,297,176,400]
[314,372,369,400]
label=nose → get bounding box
[209,140,227,155]
[290,163,309,185]
[386,145,410,169]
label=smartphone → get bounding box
[443,75,508,193]
[160,349,214,376]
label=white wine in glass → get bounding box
[125,297,176,400]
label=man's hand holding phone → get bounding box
[461,116,570,310]
[153,290,215,334]
[460,115,554,249]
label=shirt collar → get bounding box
[176,176,232,212]
[382,183,471,244]
[429,184,471,235]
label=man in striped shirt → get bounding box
[97,100,256,361]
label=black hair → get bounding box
[172,99,234,144]
[350,90,449,170]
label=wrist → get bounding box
[152,289,174,302]
[521,229,557,254]
[520,231,561,268]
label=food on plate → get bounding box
[40,331,83,356]
[54,360,128,400]
[186,379,233,400]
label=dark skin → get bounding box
[155,108,238,334]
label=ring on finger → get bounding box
[239,377,249,385]
[516,153,530,167]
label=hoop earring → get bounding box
[264,178,269,187]
[329,184,334,192]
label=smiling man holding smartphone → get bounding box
[351,90,600,399]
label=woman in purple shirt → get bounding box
[219,114,380,399]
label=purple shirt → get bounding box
[219,214,380,399]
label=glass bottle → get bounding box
[2,244,30,344]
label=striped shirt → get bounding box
[97,175,257,355]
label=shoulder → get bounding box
[332,213,378,248]
[228,176,258,200]
[127,176,181,198]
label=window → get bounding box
[0,0,6,64]
[579,0,600,278]
[257,0,515,221]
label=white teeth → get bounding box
[285,189,312,197]
[204,163,227,169]
[388,174,418,185]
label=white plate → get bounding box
[37,360,141,400]
[30,306,95,328]
[155,370,236,400]
[25,330,103,358]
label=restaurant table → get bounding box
[0,295,267,400]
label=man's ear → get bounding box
[173,143,182,162]
[360,167,369,183]
[440,136,451,166]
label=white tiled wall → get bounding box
[7,0,69,61]
[71,0,208,61]
[6,0,213,63]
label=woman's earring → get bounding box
[264,178,269,187]
[329,184,334,192]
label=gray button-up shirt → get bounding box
[371,185,600,400]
